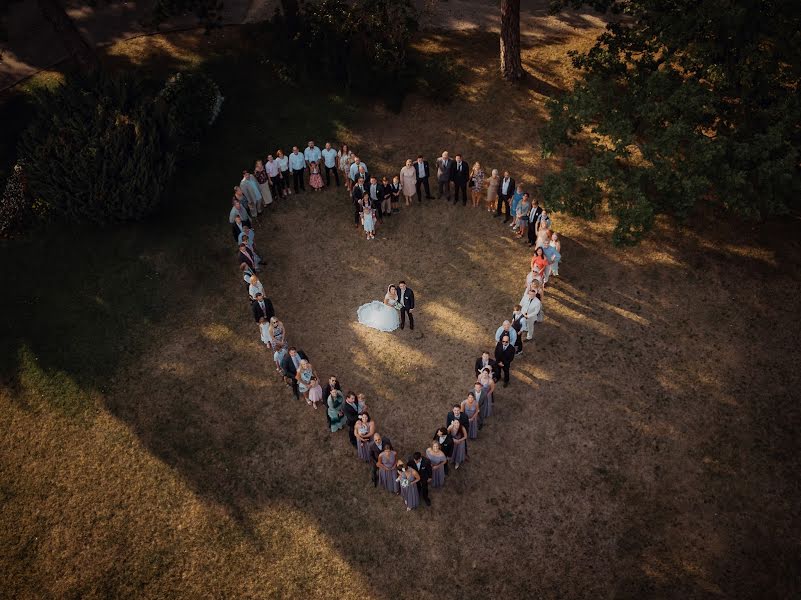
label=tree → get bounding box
[500,0,524,80]
[542,0,801,244]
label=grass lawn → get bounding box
[2,22,800,600]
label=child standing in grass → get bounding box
[361,198,375,240]
[309,160,324,191]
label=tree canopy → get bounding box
[542,0,801,244]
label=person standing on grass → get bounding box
[415,154,433,200]
[338,144,353,193]
[400,159,417,206]
[321,376,342,429]
[407,451,432,506]
[447,418,468,470]
[289,146,306,194]
[232,214,245,244]
[380,176,392,218]
[520,285,542,344]
[369,176,383,223]
[304,140,321,172]
[238,242,258,274]
[436,151,453,201]
[369,432,393,487]
[495,319,518,347]
[240,171,264,217]
[307,376,323,410]
[265,154,283,199]
[327,387,346,432]
[247,274,264,301]
[253,161,274,209]
[474,350,497,380]
[275,149,291,197]
[349,155,368,184]
[352,177,366,227]
[496,170,515,222]
[309,161,324,192]
[510,183,524,231]
[470,162,485,208]
[321,142,339,187]
[472,380,489,425]
[355,413,375,461]
[516,193,532,241]
[230,197,251,229]
[396,461,420,511]
[433,427,454,476]
[452,153,469,205]
[495,333,516,387]
[390,175,401,213]
[461,393,480,439]
[343,392,360,448]
[426,441,447,488]
[478,367,496,417]
[377,443,399,493]
[281,347,302,398]
[511,304,526,355]
[251,292,275,323]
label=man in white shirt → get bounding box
[496,171,516,222]
[304,140,321,166]
[415,155,433,199]
[349,155,368,182]
[289,146,306,194]
[368,176,383,223]
[436,151,453,200]
[321,142,339,187]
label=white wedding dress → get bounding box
[357,295,400,332]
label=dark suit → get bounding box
[352,184,366,225]
[495,341,516,384]
[378,183,392,216]
[390,181,401,209]
[368,437,393,486]
[497,176,516,221]
[232,222,245,243]
[528,204,543,245]
[238,247,256,271]
[452,160,470,205]
[407,455,432,505]
[368,182,383,221]
[414,160,432,199]
[281,350,308,398]
[343,399,360,447]
[474,357,498,380]
[251,298,275,323]
[398,286,415,330]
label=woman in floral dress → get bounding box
[470,162,485,208]
[253,160,274,207]
[354,412,375,461]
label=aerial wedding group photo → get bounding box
[1,0,799,598]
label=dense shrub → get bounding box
[157,71,224,155]
[19,73,176,225]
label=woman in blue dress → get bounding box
[327,389,346,433]
[377,443,399,493]
[426,441,447,488]
[544,232,561,277]
[479,367,495,418]
[396,461,420,511]
[295,359,316,405]
[448,419,467,470]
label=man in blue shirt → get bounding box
[304,140,322,167]
[289,146,306,194]
[494,320,518,346]
[321,142,339,187]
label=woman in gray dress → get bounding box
[461,392,480,439]
[354,412,375,462]
[448,419,467,469]
[426,441,447,488]
[377,443,399,493]
[479,367,495,418]
[396,461,420,511]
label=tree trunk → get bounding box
[500,0,523,80]
[37,0,99,72]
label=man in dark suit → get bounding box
[251,292,275,323]
[452,154,470,205]
[342,392,360,448]
[368,176,383,224]
[352,177,366,227]
[495,334,516,387]
[414,155,433,200]
[238,242,257,273]
[433,427,453,475]
[281,347,307,398]
[474,351,498,380]
[528,197,542,247]
[321,376,342,429]
[407,451,432,506]
[368,432,393,487]
[495,171,516,222]
[398,280,415,330]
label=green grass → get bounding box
[0,46,357,416]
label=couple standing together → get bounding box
[357,281,415,333]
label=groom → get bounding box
[398,280,415,330]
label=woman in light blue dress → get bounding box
[397,462,420,511]
[362,199,375,240]
[295,359,315,405]
[327,389,346,433]
[426,441,447,488]
[545,232,561,276]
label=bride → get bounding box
[357,284,401,332]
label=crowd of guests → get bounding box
[227,140,563,511]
